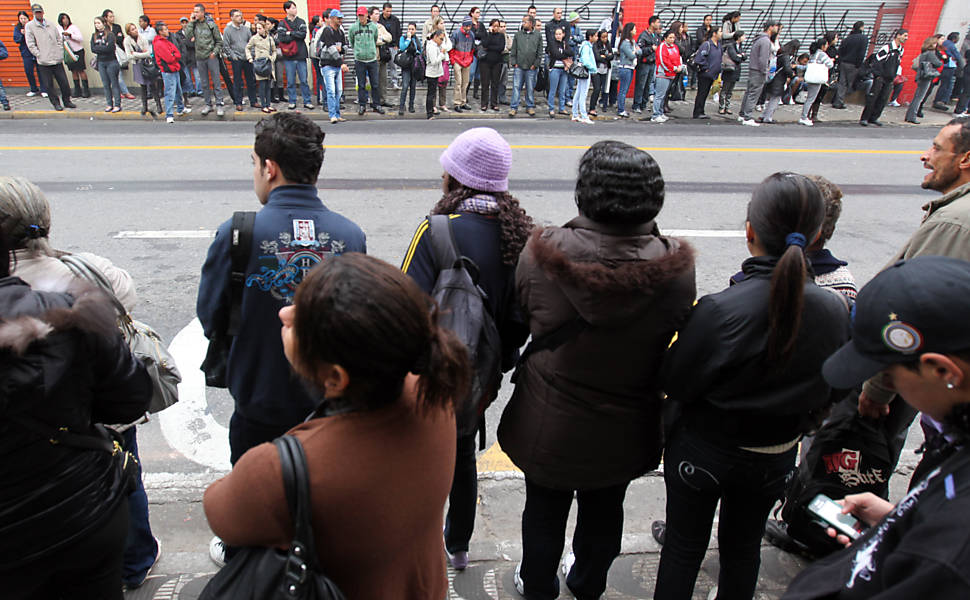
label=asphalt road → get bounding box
[0,118,937,598]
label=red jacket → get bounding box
[153,36,181,73]
[655,42,681,78]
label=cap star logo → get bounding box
[882,321,923,354]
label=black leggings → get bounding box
[426,78,440,117]
[1,496,129,600]
[479,60,502,108]
[590,72,607,110]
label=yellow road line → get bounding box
[0,144,923,155]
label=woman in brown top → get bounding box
[203,253,469,600]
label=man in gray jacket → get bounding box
[223,9,258,111]
[738,20,780,126]
[508,15,543,117]
[24,4,75,111]
[183,3,225,116]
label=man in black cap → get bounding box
[783,255,970,600]
[23,3,75,111]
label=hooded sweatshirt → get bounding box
[748,31,773,74]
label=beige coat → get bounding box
[246,33,277,81]
[24,17,63,66]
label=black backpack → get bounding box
[428,215,502,438]
[777,393,893,556]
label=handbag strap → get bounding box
[59,254,130,320]
[275,435,322,573]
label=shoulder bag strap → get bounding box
[227,211,256,337]
[510,315,589,384]
[59,254,128,319]
[276,435,322,570]
[10,414,116,453]
[427,214,459,272]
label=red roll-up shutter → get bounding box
[0,2,32,87]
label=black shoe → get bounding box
[373,106,385,115]
[398,109,404,116]
[859,120,868,126]
[763,519,820,560]
[63,100,77,109]
[933,103,950,112]
[651,520,666,546]
[2,104,9,111]
[408,106,415,113]
[381,101,393,108]
[693,114,709,119]
[868,120,883,127]
[453,105,463,113]
[832,103,846,109]
[53,103,64,111]
[917,111,925,118]
[905,118,920,124]
[357,106,365,115]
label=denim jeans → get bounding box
[121,428,158,586]
[322,65,343,119]
[633,63,655,110]
[161,71,185,118]
[0,79,8,107]
[935,67,956,105]
[259,79,272,109]
[616,67,633,113]
[188,64,202,93]
[654,427,795,600]
[98,59,121,107]
[520,478,629,600]
[231,59,258,105]
[571,75,590,118]
[511,67,536,109]
[653,76,673,118]
[444,433,478,553]
[355,59,381,107]
[117,65,130,95]
[21,51,46,93]
[547,67,567,111]
[284,59,311,105]
[399,68,417,110]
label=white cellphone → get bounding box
[807,494,863,540]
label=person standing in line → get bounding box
[348,6,385,115]
[589,29,613,117]
[24,4,75,112]
[615,22,638,118]
[402,127,532,573]
[497,20,513,106]
[247,19,277,115]
[317,10,346,123]
[369,6,393,109]
[759,41,799,124]
[501,140,697,600]
[102,9,136,100]
[508,15,541,118]
[669,22,690,102]
[91,16,122,112]
[719,30,746,114]
[450,17,476,112]
[224,9,259,111]
[154,21,190,123]
[0,39,9,110]
[422,4,440,46]
[906,37,945,124]
[14,10,46,97]
[832,21,866,109]
[653,172,850,600]
[692,26,722,119]
[860,28,907,127]
[379,2,402,96]
[691,13,712,89]
[632,15,660,114]
[571,29,596,124]
[397,22,420,115]
[955,40,970,117]
[137,15,156,42]
[56,13,88,98]
[174,17,201,97]
[124,22,163,118]
[277,1,312,111]
[739,20,781,126]
[546,27,572,118]
[468,6,487,101]
[934,32,964,110]
[799,33,836,126]
[649,29,683,124]
[478,19,506,112]
[182,3,225,117]
[425,29,446,119]
[721,11,741,43]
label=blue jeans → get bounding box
[399,68,417,110]
[121,428,158,586]
[633,63,655,110]
[0,79,7,107]
[935,67,956,105]
[616,67,633,113]
[284,59,311,105]
[98,59,121,107]
[21,51,46,93]
[322,65,343,119]
[355,59,381,107]
[572,75,590,119]
[161,71,185,118]
[548,67,567,111]
[566,71,575,100]
[511,67,537,109]
[653,76,673,118]
[444,433,478,553]
[188,64,202,93]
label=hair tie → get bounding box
[26,224,48,239]
[411,345,432,375]
[785,232,806,249]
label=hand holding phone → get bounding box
[808,494,865,541]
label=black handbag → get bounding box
[254,56,273,78]
[379,43,391,63]
[199,435,346,600]
[140,56,161,80]
[567,61,589,79]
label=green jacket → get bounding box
[510,29,542,70]
[183,16,223,60]
[348,22,378,63]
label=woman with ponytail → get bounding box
[653,172,851,600]
[785,255,970,599]
[203,253,468,600]
[401,127,532,571]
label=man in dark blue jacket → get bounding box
[197,112,365,471]
[934,32,965,110]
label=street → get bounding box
[0,118,935,599]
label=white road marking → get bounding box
[116,229,746,239]
[159,318,232,471]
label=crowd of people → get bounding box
[4,3,970,124]
[2,109,970,599]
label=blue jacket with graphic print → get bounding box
[197,184,366,429]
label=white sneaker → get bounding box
[955,111,969,117]
[888,100,901,107]
[216,106,225,117]
[650,115,668,123]
[166,117,175,124]
[209,535,226,568]
[741,118,761,127]
[26,91,37,97]
[178,107,192,115]
[580,117,594,124]
[571,116,580,122]
[756,104,764,112]
[561,551,576,578]
[41,92,48,98]
[513,562,526,596]
[798,117,814,127]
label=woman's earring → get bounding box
[946,382,956,390]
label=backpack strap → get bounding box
[428,214,460,272]
[227,211,256,337]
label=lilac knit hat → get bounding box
[439,128,512,193]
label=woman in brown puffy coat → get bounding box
[499,140,697,600]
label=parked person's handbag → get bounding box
[115,44,130,67]
[254,56,273,78]
[198,435,346,600]
[568,61,589,79]
[804,56,829,85]
[60,254,181,414]
[140,55,161,80]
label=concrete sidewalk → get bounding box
[0,86,956,127]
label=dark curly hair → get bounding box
[254,112,326,185]
[575,140,665,225]
[805,174,843,245]
[432,183,534,267]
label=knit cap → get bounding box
[440,128,512,193]
[462,16,474,27]
[568,11,580,22]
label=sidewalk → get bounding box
[0,86,956,126]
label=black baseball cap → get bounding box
[823,256,970,389]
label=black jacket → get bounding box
[661,256,850,447]
[481,31,506,65]
[547,38,573,67]
[90,31,118,61]
[594,40,614,68]
[277,16,308,61]
[722,40,746,82]
[766,52,795,97]
[378,14,401,44]
[0,277,151,569]
[838,31,868,66]
[637,30,659,65]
